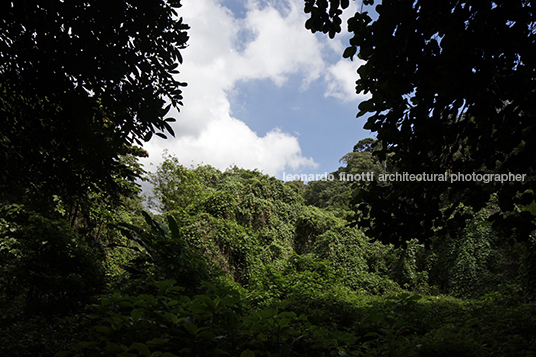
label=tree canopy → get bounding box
[4,3,536,355]
[305,0,536,245]
[0,0,188,206]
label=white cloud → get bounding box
[142,0,362,177]
[236,0,325,87]
[167,117,317,175]
[324,58,369,102]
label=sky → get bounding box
[140,0,373,182]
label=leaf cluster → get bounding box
[1,0,188,207]
[306,0,536,248]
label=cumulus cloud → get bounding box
[141,0,362,176]
[324,58,370,102]
[236,0,325,87]
[167,117,317,176]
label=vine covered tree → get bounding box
[305,0,536,245]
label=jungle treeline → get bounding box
[1,145,535,356]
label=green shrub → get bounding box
[294,206,340,255]
[0,203,104,314]
[60,279,360,357]
[175,212,262,283]
[115,212,213,294]
[389,239,431,294]
[427,205,507,298]
[313,226,399,294]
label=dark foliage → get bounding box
[0,204,105,315]
[305,0,536,246]
[0,0,188,206]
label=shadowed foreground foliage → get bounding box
[3,158,535,357]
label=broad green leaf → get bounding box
[130,342,151,357]
[94,325,112,333]
[343,46,357,59]
[241,349,255,357]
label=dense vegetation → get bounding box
[2,152,536,356]
[2,0,536,356]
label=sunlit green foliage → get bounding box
[302,138,391,212]
[313,226,400,294]
[150,157,304,268]
[3,152,536,356]
[294,206,339,254]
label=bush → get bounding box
[294,206,340,255]
[60,279,361,357]
[114,212,213,294]
[0,203,104,315]
[427,204,508,298]
[172,212,262,283]
[313,226,400,294]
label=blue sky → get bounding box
[141,0,374,181]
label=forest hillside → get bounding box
[2,148,535,356]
